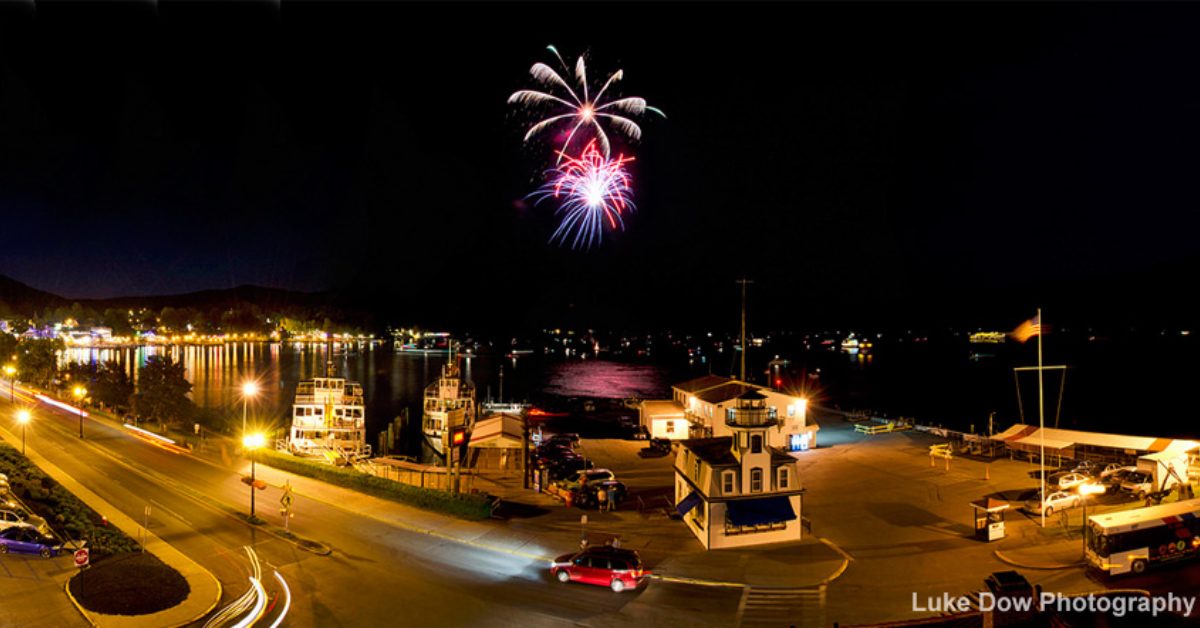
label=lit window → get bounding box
[751,468,763,492]
[787,404,796,417]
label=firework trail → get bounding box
[531,140,636,249]
[509,45,664,161]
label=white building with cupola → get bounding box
[674,389,805,549]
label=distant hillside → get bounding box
[0,274,67,313]
[86,284,327,312]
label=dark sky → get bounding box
[2,2,1199,331]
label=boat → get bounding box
[969,331,1007,344]
[398,332,454,354]
[283,375,371,463]
[421,359,476,457]
[480,401,530,415]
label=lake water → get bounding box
[62,332,1200,459]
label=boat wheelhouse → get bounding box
[422,360,476,457]
[284,376,371,461]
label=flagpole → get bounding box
[1037,307,1045,528]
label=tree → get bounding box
[0,332,18,365]
[132,355,195,431]
[93,362,134,411]
[17,338,63,387]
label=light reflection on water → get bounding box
[60,344,675,456]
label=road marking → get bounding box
[149,499,195,528]
[736,586,825,628]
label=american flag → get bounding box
[1011,314,1042,343]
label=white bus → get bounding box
[1085,499,1200,575]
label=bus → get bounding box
[1085,499,1200,575]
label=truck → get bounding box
[1121,451,1190,500]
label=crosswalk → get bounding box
[736,585,826,627]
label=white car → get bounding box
[560,468,616,490]
[1025,491,1080,516]
[0,509,36,533]
[1050,472,1089,492]
[1120,472,1154,499]
[1100,464,1135,480]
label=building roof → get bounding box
[680,437,738,466]
[993,424,1200,455]
[468,413,525,449]
[641,399,686,415]
[738,389,767,401]
[696,382,758,404]
[674,375,732,394]
[680,437,797,467]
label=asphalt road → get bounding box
[5,395,740,627]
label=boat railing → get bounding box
[293,394,364,405]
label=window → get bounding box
[751,434,763,454]
[778,468,789,489]
[787,404,796,417]
[727,408,736,421]
[723,471,735,494]
[751,468,763,492]
[666,421,675,434]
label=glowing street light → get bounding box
[3,365,15,402]
[15,409,30,455]
[243,433,266,518]
[73,386,87,439]
[241,381,259,437]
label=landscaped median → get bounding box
[0,442,190,617]
[255,448,495,520]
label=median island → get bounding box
[0,442,190,616]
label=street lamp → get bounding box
[1079,482,1106,556]
[4,365,15,402]
[243,432,266,519]
[73,386,87,439]
[241,381,259,436]
[15,409,30,455]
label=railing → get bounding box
[725,408,778,427]
[294,394,364,405]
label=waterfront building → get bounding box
[674,389,805,549]
[659,374,817,451]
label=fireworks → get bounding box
[509,45,665,161]
[531,140,636,249]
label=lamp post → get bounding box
[16,409,30,455]
[1079,482,1106,556]
[4,365,15,402]
[73,386,87,439]
[243,433,265,518]
[241,381,259,437]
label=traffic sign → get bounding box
[280,482,294,508]
[74,548,89,568]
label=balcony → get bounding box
[725,407,778,428]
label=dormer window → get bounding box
[751,468,763,492]
[722,471,736,494]
[778,468,790,489]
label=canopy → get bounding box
[676,491,703,517]
[725,497,797,527]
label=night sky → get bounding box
[2,3,1199,331]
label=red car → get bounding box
[550,547,649,592]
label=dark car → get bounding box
[550,547,649,592]
[546,433,580,448]
[549,456,594,480]
[533,444,576,467]
[0,526,61,558]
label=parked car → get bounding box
[549,457,594,480]
[550,546,649,592]
[0,526,61,558]
[1100,465,1136,483]
[631,426,650,441]
[0,473,8,492]
[559,468,616,491]
[1120,472,1154,499]
[1049,472,1089,492]
[1068,461,1097,477]
[0,509,37,533]
[649,438,672,454]
[1024,490,1079,516]
[533,444,576,467]
[546,433,581,448]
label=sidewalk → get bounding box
[0,424,221,628]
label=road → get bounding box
[3,388,742,627]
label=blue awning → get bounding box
[725,497,797,527]
[676,491,703,517]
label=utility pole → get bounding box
[736,278,754,382]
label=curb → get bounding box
[993,549,1085,570]
[64,578,99,628]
